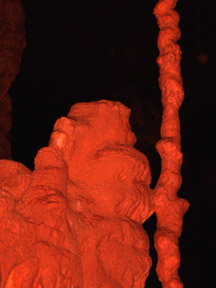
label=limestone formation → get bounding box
[0,100,154,287]
[0,0,189,287]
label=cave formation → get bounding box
[0,0,189,287]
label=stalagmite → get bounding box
[0,97,189,287]
[0,100,154,287]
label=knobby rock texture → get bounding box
[0,0,190,287]
[0,0,25,159]
[0,99,189,287]
[153,0,190,287]
[0,100,156,287]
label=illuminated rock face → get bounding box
[0,0,190,287]
[0,100,155,288]
[153,1,191,286]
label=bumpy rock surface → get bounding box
[153,0,190,287]
[0,100,156,288]
[0,0,190,286]
[0,0,25,159]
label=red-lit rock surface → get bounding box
[153,0,190,287]
[0,98,189,287]
[0,0,25,159]
[0,0,190,286]
[0,100,156,287]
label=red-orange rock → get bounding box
[0,0,190,287]
[0,98,189,287]
[154,0,190,287]
[0,100,156,287]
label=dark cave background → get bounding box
[9,0,216,287]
